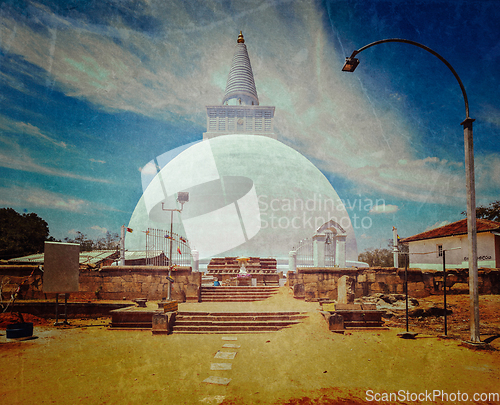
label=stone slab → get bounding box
[222,344,240,349]
[323,303,336,312]
[222,336,238,341]
[203,376,232,385]
[159,300,178,312]
[214,351,237,359]
[210,363,232,370]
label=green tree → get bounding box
[96,231,120,250]
[358,241,409,268]
[462,200,500,222]
[0,208,50,259]
[358,248,394,267]
[64,231,95,251]
[65,230,120,251]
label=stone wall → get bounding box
[0,265,202,303]
[287,267,500,301]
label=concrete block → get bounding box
[152,312,176,335]
[293,283,305,298]
[203,376,231,385]
[328,313,344,331]
[185,283,200,302]
[214,351,236,359]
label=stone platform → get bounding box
[109,305,307,334]
[206,257,280,286]
[321,303,386,331]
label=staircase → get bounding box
[200,286,279,302]
[172,311,308,334]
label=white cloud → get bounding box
[90,225,108,234]
[475,153,500,200]
[479,104,500,128]
[67,229,79,237]
[0,150,111,183]
[14,122,67,149]
[0,185,118,214]
[139,162,159,175]
[424,221,450,231]
[0,116,68,149]
[369,204,399,215]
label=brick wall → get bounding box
[287,267,500,301]
[0,265,201,302]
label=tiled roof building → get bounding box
[400,219,500,270]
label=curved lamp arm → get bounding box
[342,38,471,120]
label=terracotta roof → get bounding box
[400,218,500,243]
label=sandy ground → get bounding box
[1,288,499,405]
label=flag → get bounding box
[165,234,174,240]
[126,228,133,233]
[177,247,182,255]
[180,236,187,243]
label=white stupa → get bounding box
[126,32,358,266]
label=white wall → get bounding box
[408,232,497,270]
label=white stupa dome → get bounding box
[126,134,357,262]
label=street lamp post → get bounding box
[162,192,189,301]
[342,38,480,343]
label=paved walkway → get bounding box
[1,288,499,404]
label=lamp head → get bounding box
[177,192,189,204]
[342,56,360,72]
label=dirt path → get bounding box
[1,289,499,404]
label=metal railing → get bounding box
[145,228,191,267]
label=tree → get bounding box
[358,248,394,267]
[462,200,500,222]
[0,208,50,259]
[358,241,409,268]
[64,231,95,251]
[64,230,120,251]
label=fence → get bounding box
[145,228,191,267]
[294,238,313,267]
[293,232,336,267]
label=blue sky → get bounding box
[0,0,499,254]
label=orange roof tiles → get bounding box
[400,218,500,243]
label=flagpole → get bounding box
[168,210,174,301]
[120,225,125,266]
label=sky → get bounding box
[0,0,499,254]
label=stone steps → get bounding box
[172,311,308,334]
[200,286,279,302]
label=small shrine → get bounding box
[206,257,280,286]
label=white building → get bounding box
[400,218,500,270]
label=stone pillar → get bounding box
[191,250,199,272]
[335,234,347,267]
[337,275,354,304]
[313,234,326,267]
[289,250,297,272]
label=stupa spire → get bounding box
[222,31,259,106]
